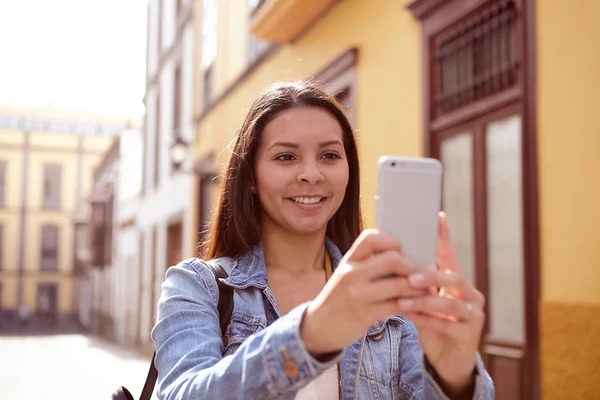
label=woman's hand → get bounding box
[300,229,428,356]
[398,212,485,396]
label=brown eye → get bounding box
[322,152,340,160]
[275,154,295,161]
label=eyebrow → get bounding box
[268,139,343,151]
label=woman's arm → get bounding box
[151,260,341,400]
[398,320,495,400]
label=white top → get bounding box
[294,364,339,399]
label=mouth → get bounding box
[290,196,326,204]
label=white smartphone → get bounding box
[375,156,443,270]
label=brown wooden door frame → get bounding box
[409,0,541,397]
[167,213,184,268]
[433,98,535,400]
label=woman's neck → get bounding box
[260,223,327,275]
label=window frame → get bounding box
[40,225,59,271]
[42,163,62,210]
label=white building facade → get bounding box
[136,0,196,348]
[113,128,144,345]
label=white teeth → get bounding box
[292,197,323,204]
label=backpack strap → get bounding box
[207,261,234,334]
[137,261,233,400]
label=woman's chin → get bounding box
[285,219,330,237]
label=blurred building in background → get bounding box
[133,0,197,353]
[76,127,143,348]
[185,0,599,399]
[67,0,599,398]
[0,105,129,332]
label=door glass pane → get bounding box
[486,115,525,342]
[440,133,476,285]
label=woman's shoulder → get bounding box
[161,257,234,304]
[166,256,236,286]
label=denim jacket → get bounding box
[151,238,495,399]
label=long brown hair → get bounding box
[201,80,363,259]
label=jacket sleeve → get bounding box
[398,319,495,399]
[150,260,342,400]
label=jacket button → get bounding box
[284,360,299,379]
[372,332,384,341]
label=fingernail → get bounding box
[408,273,425,286]
[398,299,414,309]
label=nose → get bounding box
[297,161,324,184]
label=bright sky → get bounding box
[0,0,147,118]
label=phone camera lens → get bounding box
[391,162,396,167]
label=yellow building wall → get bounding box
[537,0,600,398]
[0,213,20,271]
[195,0,421,227]
[29,132,78,150]
[214,0,249,96]
[83,135,113,153]
[0,130,25,146]
[0,275,18,309]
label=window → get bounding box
[37,283,58,315]
[432,1,518,118]
[173,63,182,138]
[141,116,148,196]
[157,0,163,54]
[201,0,218,109]
[29,119,42,131]
[7,117,18,130]
[201,0,218,70]
[43,163,62,210]
[247,0,269,63]
[154,94,161,189]
[40,225,59,271]
[202,67,213,112]
[90,201,107,266]
[41,120,53,132]
[0,161,5,208]
[248,33,270,65]
[149,225,158,331]
[104,193,114,265]
[314,48,358,127]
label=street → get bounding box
[0,334,158,400]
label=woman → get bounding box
[151,80,494,399]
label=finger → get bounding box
[363,277,429,303]
[356,250,418,280]
[407,270,483,304]
[397,296,481,323]
[370,299,406,322]
[403,312,472,342]
[346,229,401,262]
[437,212,461,274]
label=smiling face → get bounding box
[254,106,349,237]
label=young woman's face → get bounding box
[254,106,349,236]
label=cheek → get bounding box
[256,165,288,198]
[330,163,350,195]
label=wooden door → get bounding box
[167,220,183,268]
[433,104,531,399]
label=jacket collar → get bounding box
[224,237,344,289]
